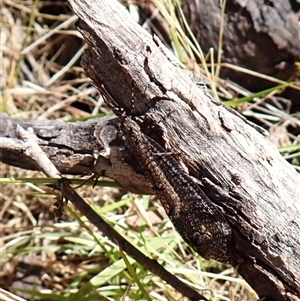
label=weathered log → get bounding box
[1,0,299,300]
[69,0,300,299]
[0,113,153,194]
[182,0,300,108]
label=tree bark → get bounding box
[182,0,300,110]
[1,0,299,300]
[0,113,153,194]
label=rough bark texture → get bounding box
[182,0,300,108]
[1,0,300,300]
[0,113,153,194]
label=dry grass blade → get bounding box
[0,288,27,301]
